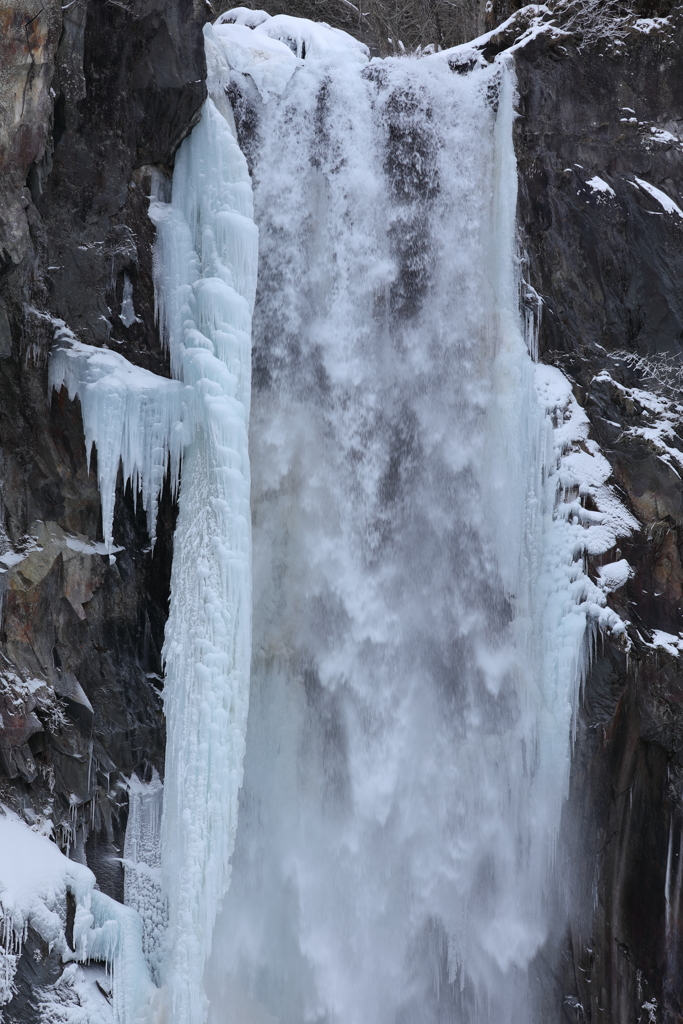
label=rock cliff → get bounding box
[0,0,682,1021]
[0,0,205,1015]
[505,6,683,1022]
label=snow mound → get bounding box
[586,175,615,198]
[597,558,631,593]
[633,176,683,217]
[211,22,301,103]
[648,630,683,656]
[0,808,153,1024]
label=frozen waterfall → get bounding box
[46,10,638,1024]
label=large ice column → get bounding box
[149,52,258,1023]
[49,38,257,1022]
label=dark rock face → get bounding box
[0,0,206,1012]
[511,8,683,1024]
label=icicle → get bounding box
[49,326,187,552]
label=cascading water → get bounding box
[199,14,630,1024]
[204,36,540,1024]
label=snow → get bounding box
[586,175,615,197]
[649,630,683,656]
[0,808,154,1024]
[210,22,301,103]
[649,126,679,145]
[38,963,113,1024]
[0,550,31,568]
[633,176,683,217]
[592,368,683,479]
[215,6,270,28]
[254,13,369,61]
[64,536,124,556]
[597,558,631,593]
[633,16,671,33]
[437,5,563,65]
[210,8,367,102]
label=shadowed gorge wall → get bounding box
[513,12,683,1023]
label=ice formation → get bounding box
[50,325,186,552]
[123,773,165,986]
[120,275,140,329]
[0,808,154,1024]
[48,25,258,1023]
[149,71,256,1024]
